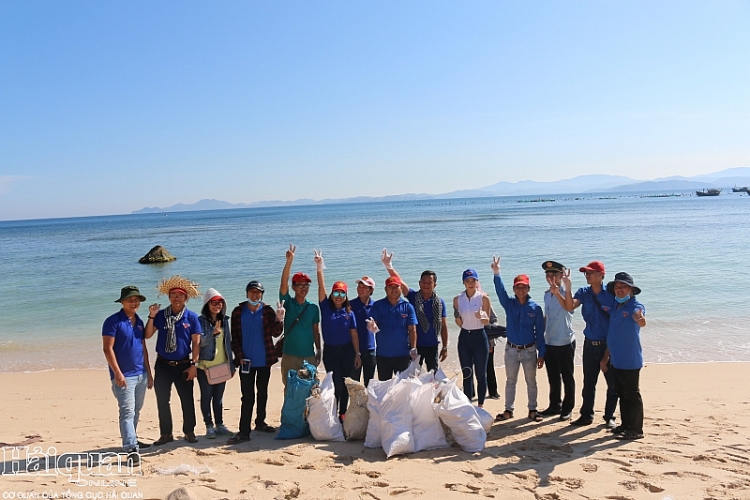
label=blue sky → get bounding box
[2,1,749,220]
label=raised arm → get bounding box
[280,244,296,296]
[314,249,327,302]
[381,248,410,295]
[491,256,511,308]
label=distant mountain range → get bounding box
[132,167,750,214]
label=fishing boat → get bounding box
[732,185,749,193]
[695,188,721,197]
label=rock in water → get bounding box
[139,245,176,264]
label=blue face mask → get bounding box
[615,294,630,304]
[248,299,261,306]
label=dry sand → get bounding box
[1,362,749,499]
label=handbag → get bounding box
[484,323,507,340]
[205,363,232,385]
[274,302,310,358]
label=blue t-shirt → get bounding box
[607,298,645,370]
[574,286,613,341]
[369,297,417,357]
[241,304,267,368]
[153,308,202,361]
[102,310,146,380]
[406,289,447,347]
[544,287,575,346]
[350,296,376,351]
[319,300,357,347]
[493,274,546,359]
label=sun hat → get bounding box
[115,285,146,303]
[385,276,402,287]
[246,280,265,293]
[513,274,530,287]
[292,272,312,284]
[156,275,201,298]
[606,272,641,296]
[462,269,479,281]
[356,276,376,288]
[542,261,565,273]
[332,281,348,294]
[579,261,605,274]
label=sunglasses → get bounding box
[331,291,347,298]
[209,300,224,305]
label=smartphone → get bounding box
[241,359,252,374]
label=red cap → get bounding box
[292,272,312,284]
[332,281,348,293]
[169,287,188,296]
[513,274,530,287]
[579,261,605,274]
[385,276,402,287]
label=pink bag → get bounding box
[205,363,232,385]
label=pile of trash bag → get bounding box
[306,371,345,441]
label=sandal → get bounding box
[495,410,513,422]
[528,410,543,422]
[255,423,276,433]
[227,434,251,445]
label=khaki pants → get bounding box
[280,354,317,387]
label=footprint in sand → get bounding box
[388,486,426,496]
[581,463,598,473]
[619,480,664,493]
[549,475,584,489]
[444,483,481,493]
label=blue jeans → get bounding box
[196,369,226,427]
[457,328,489,405]
[504,343,539,411]
[580,339,618,421]
[111,373,148,451]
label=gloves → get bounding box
[410,348,418,361]
[365,317,380,333]
[381,248,394,270]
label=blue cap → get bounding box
[462,268,479,281]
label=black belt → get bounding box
[461,328,486,334]
[507,341,536,350]
[586,340,606,346]
[157,356,191,366]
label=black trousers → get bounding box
[238,367,271,437]
[351,349,377,388]
[417,345,439,373]
[323,343,356,416]
[580,339,618,421]
[376,355,410,381]
[544,341,576,414]
[611,367,643,434]
[154,358,196,436]
[486,349,499,397]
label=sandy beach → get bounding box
[1,362,749,500]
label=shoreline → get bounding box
[1,362,749,499]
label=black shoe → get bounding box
[153,434,174,446]
[124,451,140,466]
[616,430,644,440]
[539,407,561,416]
[559,412,572,421]
[137,441,151,449]
[184,432,198,444]
[488,393,501,400]
[570,417,593,426]
[611,425,625,435]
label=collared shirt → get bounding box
[319,300,357,346]
[369,297,417,357]
[607,298,646,370]
[493,274,546,358]
[279,291,321,357]
[350,296,376,351]
[574,286,613,341]
[241,304,266,368]
[152,308,202,361]
[544,286,575,346]
[102,310,146,380]
[406,288,446,347]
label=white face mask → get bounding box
[248,299,261,306]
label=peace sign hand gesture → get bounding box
[561,268,572,290]
[381,248,394,270]
[491,255,501,275]
[276,300,286,322]
[313,249,325,271]
[285,244,297,261]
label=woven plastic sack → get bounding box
[434,378,486,452]
[380,378,417,457]
[276,361,317,440]
[343,377,369,440]
[364,378,395,448]
[307,371,345,441]
[411,379,449,452]
[475,406,494,433]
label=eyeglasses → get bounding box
[209,300,224,305]
[331,291,347,298]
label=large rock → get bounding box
[139,245,176,264]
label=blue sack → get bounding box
[276,361,318,440]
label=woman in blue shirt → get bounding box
[314,250,361,420]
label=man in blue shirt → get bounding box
[366,275,418,380]
[102,286,153,465]
[601,272,647,441]
[350,276,377,387]
[492,256,546,423]
[540,261,576,421]
[145,278,202,445]
[381,250,449,373]
[563,260,618,428]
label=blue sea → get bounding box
[1,192,749,372]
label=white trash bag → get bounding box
[343,377,369,440]
[475,406,494,433]
[380,378,417,457]
[364,378,395,448]
[434,378,486,453]
[411,379,449,452]
[306,372,345,442]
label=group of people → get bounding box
[102,246,648,463]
